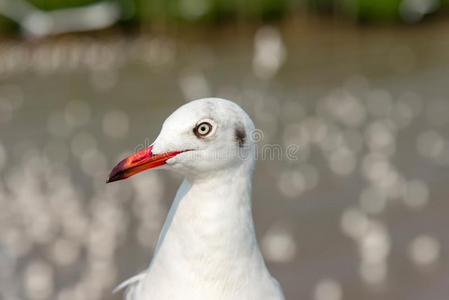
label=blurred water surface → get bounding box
[0,19,449,300]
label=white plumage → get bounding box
[109,98,285,300]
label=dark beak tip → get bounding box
[106,172,122,184]
[106,176,120,184]
[106,169,122,184]
[106,170,115,184]
[106,159,128,184]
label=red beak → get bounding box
[107,145,184,183]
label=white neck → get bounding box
[146,162,274,297]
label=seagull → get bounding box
[107,98,285,300]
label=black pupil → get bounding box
[195,122,211,137]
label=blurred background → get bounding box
[0,1,449,300]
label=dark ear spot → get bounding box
[235,126,246,148]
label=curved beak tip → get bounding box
[106,159,128,184]
[106,171,125,183]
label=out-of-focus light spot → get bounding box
[62,213,88,241]
[64,100,91,128]
[359,261,387,286]
[302,117,328,144]
[179,0,210,20]
[71,132,97,158]
[340,208,369,239]
[87,225,116,259]
[361,153,398,188]
[362,154,405,199]
[401,179,429,210]
[359,222,390,265]
[299,164,320,190]
[323,90,366,127]
[83,44,117,71]
[262,223,297,263]
[408,235,441,266]
[365,121,396,156]
[314,278,343,300]
[179,72,211,100]
[416,130,448,164]
[426,98,449,127]
[277,170,306,198]
[342,210,390,287]
[102,110,129,139]
[253,26,286,79]
[28,214,56,244]
[329,148,356,176]
[138,37,176,66]
[283,123,309,147]
[318,124,342,153]
[24,260,54,300]
[400,0,440,23]
[51,239,81,267]
[80,149,107,177]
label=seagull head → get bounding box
[107,98,256,183]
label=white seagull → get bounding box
[107,98,285,300]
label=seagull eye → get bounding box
[194,121,213,138]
